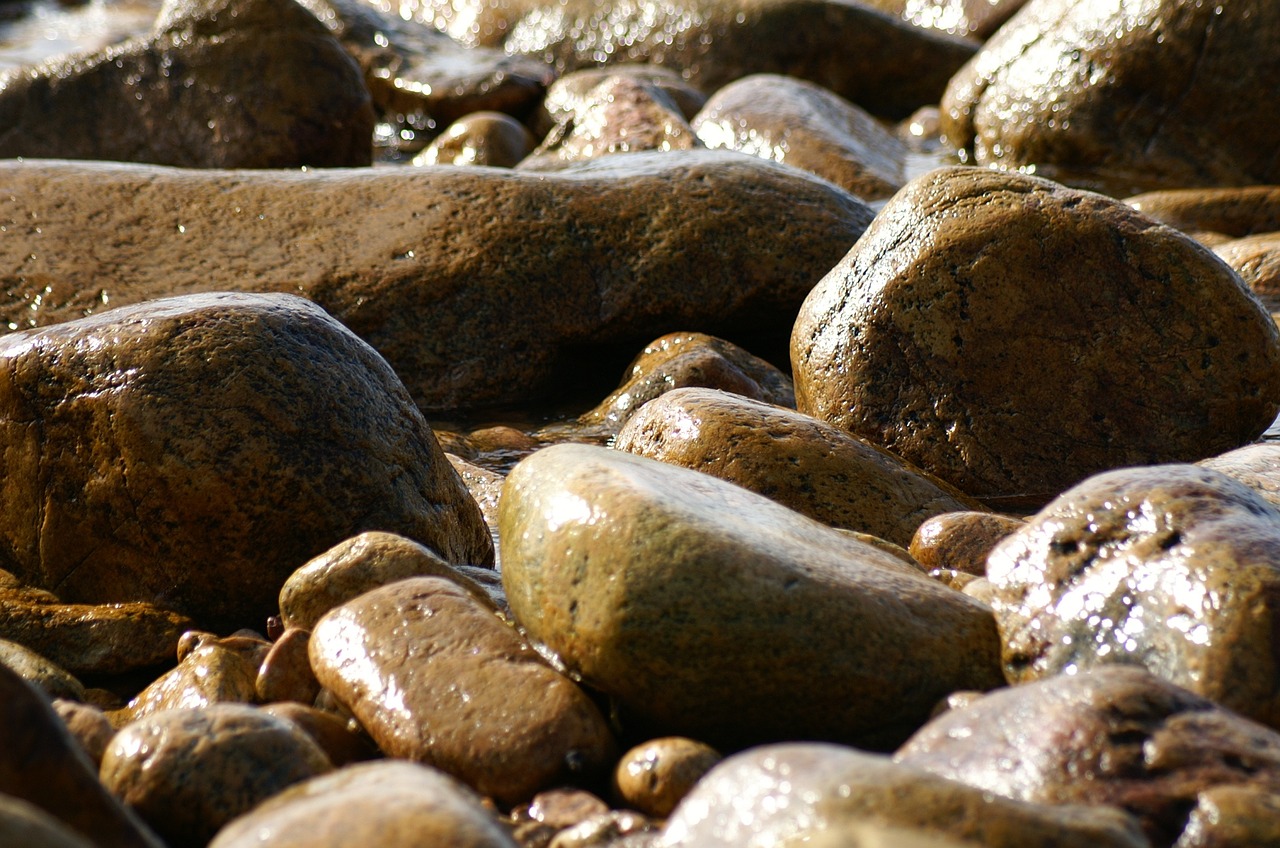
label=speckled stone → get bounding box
[260,702,380,766]
[0,638,84,701]
[792,167,1280,508]
[118,637,261,725]
[897,666,1280,847]
[614,388,981,547]
[0,795,97,848]
[908,511,1025,576]
[52,699,115,767]
[660,743,1147,848]
[613,738,721,818]
[310,576,615,803]
[101,704,333,848]
[256,628,321,705]
[1127,186,1280,240]
[208,760,518,847]
[499,444,1002,751]
[414,112,538,167]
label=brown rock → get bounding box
[310,576,616,804]
[447,455,505,541]
[520,787,610,831]
[897,666,1280,847]
[499,444,1003,751]
[415,112,538,167]
[662,742,1148,848]
[908,511,1025,576]
[0,794,97,848]
[119,641,257,725]
[0,663,164,848]
[52,699,115,767]
[101,704,333,848]
[0,637,84,701]
[1176,786,1280,848]
[792,167,1280,508]
[0,153,871,412]
[549,811,657,848]
[614,388,982,547]
[260,702,381,766]
[0,0,372,167]
[1215,232,1280,311]
[987,464,1280,728]
[612,737,721,818]
[256,628,321,705]
[532,65,706,139]
[208,760,518,847]
[860,0,1029,38]
[942,0,1280,192]
[0,293,491,630]
[1198,442,1280,509]
[1127,187,1280,240]
[693,74,907,201]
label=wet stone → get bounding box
[260,702,381,767]
[118,637,261,726]
[52,699,115,768]
[522,788,610,830]
[1127,187,1280,241]
[612,737,721,818]
[414,112,538,167]
[256,628,321,706]
[1198,442,1280,510]
[908,511,1025,577]
[860,0,1030,39]
[1214,233,1280,312]
[0,637,84,701]
[549,811,657,848]
[531,65,706,139]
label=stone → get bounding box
[941,0,1280,193]
[1127,187,1280,240]
[208,759,518,847]
[1176,786,1280,848]
[256,628,321,705]
[1198,442,1280,509]
[52,699,115,767]
[0,152,871,412]
[0,637,84,701]
[118,637,261,726]
[499,444,1002,751]
[986,463,1280,729]
[660,742,1148,848]
[860,0,1030,38]
[550,811,657,847]
[310,576,615,804]
[0,663,164,848]
[101,704,333,848]
[896,666,1280,847]
[692,74,907,201]
[414,112,538,167]
[792,167,1280,508]
[0,794,96,848]
[0,293,491,630]
[260,702,381,766]
[280,531,495,631]
[614,388,982,547]
[0,0,372,167]
[613,737,721,818]
[447,456,505,552]
[519,788,610,832]
[908,511,1025,576]
[1215,233,1280,311]
[532,65,706,139]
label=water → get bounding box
[0,0,157,73]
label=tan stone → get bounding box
[613,737,721,818]
[0,637,84,701]
[549,811,656,847]
[499,444,1002,751]
[614,388,982,547]
[1198,442,1280,509]
[0,0,372,167]
[792,167,1280,508]
[310,576,615,804]
[119,638,260,725]
[1176,786,1280,848]
[208,760,518,847]
[0,795,96,848]
[0,293,491,630]
[415,112,538,167]
[532,65,706,139]
[0,153,871,412]
[52,699,115,767]
[256,628,320,705]
[908,511,1025,576]
[518,788,609,831]
[1127,187,1280,240]
[1215,232,1280,311]
[260,702,381,767]
[101,704,333,848]
[447,455,505,546]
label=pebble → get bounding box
[612,738,721,818]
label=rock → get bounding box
[550,811,657,847]
[860,0,1030,38]
[791,167,1280,508]
[908,511,1025,576]
[1127,187,1280,240]
[986,463,1280,728]
[692,74,907,201]
[0,0,373,167]
[310,576,615,803]
[896,666,1280,847]
[256,628,321,705]
[0,663,164,848]
[532,65,706,139]
[0,638,84,701]
[499,444,1003,751]
[0,794,96,848]
[941,0,1280,193]
[280,531,495,631]
[1176,786,1280,848]
[1198,442,1280,509]
[447,456,505,555]
[101,704,333,848]
[414,112,538,167]
[0,152,871,412]
[660,742,1148,848]
[52,699,115,767]
[517,788,610,836]
[1215,233,1280,311]
[208,759,518,847]
[260,702,381,766]
[119,637,261,725]
[613,738,721,818]
[614,388,982,547]
[0,293,491,630]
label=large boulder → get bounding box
[791,167,1280,507]
[0,293,492,630]
[0,152,871,412]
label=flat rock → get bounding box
[0,293,491,630]
[0,0,373,167]
[0,152,871,412]
[614,388,981,547]
[209,760,518,848]
[659,742,1148,848]
[310,576,615,804]
[1127,187,1280,240]
[791,167,1280,508]
[941,0,1280,192]
[692,74,907,201]
[896,666,1280,847]
[499,443,1003,751]
[986,464,1280,728]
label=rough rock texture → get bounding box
[692,74,907,201]
[310,577,615,804]
[896,666,1280,847]
[860,0,1030,38]
[908,511,1024,577]
[499,444,1003,751]
[0,795,96,848]
[986,464,1280,729]
[0,638,84,701]
[1198,442,1280,510]
[118,638,261,725]
[208,761,518,848]
[660,743,1148,848]
[792,167,1280,507]
[1215,233,1280,311]
[101,705,333,848]
[0,293,491,630]
[613,737,721,818]
[614,388,981,547]
[0,0,373,167]
[941,0,1280,192]
[414,112,537,167]
[0,153,871,412]
[0,663,165,848]
[1127,187,1280,240]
